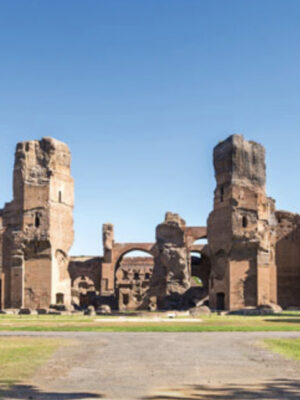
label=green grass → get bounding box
[0,312,299,332]
[264,338,300,361]
[0,337,64,389]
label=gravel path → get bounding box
[0,332,300,399]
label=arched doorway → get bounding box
[191,252,203,287]
[114,249,154,311]
[216,292,225,310]
[191,252,211,291]
[189,238,211,306]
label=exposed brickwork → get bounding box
[276,211,300,308]
[0,134,298,311]
[0,138,74,309]
[207,135,277,310]
[148,212,191,309]
[116,257,154,310]
[68,256,102,307]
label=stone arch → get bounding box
[188,233,209,281]
[190,249,211,293]
[114,248,154,286]
[185,226,207,248]
[112,243,154,273]
[186,232,211,307]
[113,245,154,311]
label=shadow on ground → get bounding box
[142,379,300,399]
[276,313,300,317]
[0,382,102,399]
[266,319,300,324]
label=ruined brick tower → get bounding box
[1,137,74,309]
[207,135,277,311]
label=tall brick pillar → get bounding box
[207,135,277,311]
[2,137,74,309]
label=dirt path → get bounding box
[0,332,300,399]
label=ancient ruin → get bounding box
[0,134,299,311]
[276,210,300,308]
[149,212,196,310]
[207,135,277,310]
[0,138,74,310]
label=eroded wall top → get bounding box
[214,134,266,188]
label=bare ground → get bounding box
[0,332,300,399]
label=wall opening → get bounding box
[220,185,224,202]
[190,249,211,305]
[242,216,248,228]
[191,252,203,286]
[35,213,40,228]
[123,293,129,306]
[56,293,64,305]
[79,293,89,308]
[79,281,88,290]
[191,237,207,256]
[216,292,225,310]
[59,191,62,203]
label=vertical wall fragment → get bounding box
[207,134,277,310]
[2,137,74,309]
[149,212,191,309]
[100,223,115,296]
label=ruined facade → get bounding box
[115,257,154,311]
[0,138,74,309]
[68,256,101,307]
[207,135,277,310]
[0,134,299,311]
[88,216,207,311]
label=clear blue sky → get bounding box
[0,0,299,255]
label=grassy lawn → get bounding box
[0,337,64,389]
[0,312,299,332]
[264,338,300,361]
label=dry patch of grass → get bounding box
[264,338,300,361]
[0,337,65,389]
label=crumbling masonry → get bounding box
[207,135,277,310]
[0,134,299,311]
[0,138,74,309]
